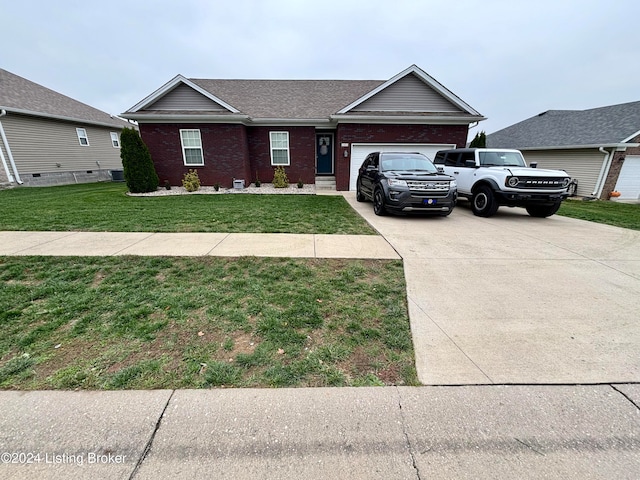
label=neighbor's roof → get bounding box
[486,101,640,149]
[0,69,130,129]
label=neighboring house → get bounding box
[486,101,640,200]
[0,69,132,187]
[122,65,484,191]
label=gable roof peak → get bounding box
[336,65,482,117]
[126,74,240,114]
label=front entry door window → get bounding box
[316,134,333,174]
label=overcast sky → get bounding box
[3,0,638,139]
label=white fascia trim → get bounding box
[126,75,240,114]
[121,114,249,123]
[518,143,639,151]
[331,114,486,125]
[336,64,483,116]
[621,128,640,143]
[246,118,333,126]
[1,106,129,129]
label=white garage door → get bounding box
[349,143,456,190]
[614,155,640,200]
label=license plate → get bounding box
[423,198,437,205]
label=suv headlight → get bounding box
[387,178,408,188]
[449,180,457,189]
[562,178,571,187]
[507,176,519,187]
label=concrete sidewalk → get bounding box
[0,231,399,259]
[1,385,639,479]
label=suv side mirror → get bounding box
[530,162,538,168]
[436,166,444,173]
[366,165,378,172]
[465,160,477,168]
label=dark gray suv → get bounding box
[356,152,457,216]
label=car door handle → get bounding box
[453,171,460,175]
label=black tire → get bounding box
[356,182,366,202]
[526,202,561,218]
[471,185,499,217]
[373,188,387,216]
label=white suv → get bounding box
[433,148,571,218]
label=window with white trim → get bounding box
[180,129,204,166]
[269,131,290,166]
[76,128,89,146]
[110,132,120,148]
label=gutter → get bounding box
[593,147,612,197]
[0,109,22,184]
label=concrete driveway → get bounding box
[344,193,640,385]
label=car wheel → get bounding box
[373,188,387,216]
[471,185,499,217]
[526,202,561,218]
[356,182,365,202]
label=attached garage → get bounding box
[349,143,455,190]
[614,155,640,200]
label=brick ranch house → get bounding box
[122,65,484,191]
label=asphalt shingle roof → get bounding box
[0,69,130,128]
[188,79,385,119]
[486,101,640,149]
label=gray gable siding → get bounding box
[145,84,228,111]
[352,74,463,113]
[2,113,123,175]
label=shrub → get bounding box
[120,127,159,193]
[182,170,201,192]
[469,131,487,148]
[272,166,289,188]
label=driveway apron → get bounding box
[343,192,640,385]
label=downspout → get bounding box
[0,109,23,184]
[593,147,612,197]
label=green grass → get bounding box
[0,256,418,389]
[0,183,375,234]
[558,199,640,230]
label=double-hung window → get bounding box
[76,128,89,146]
[269,132,290,166]
[180,129,204,166]
[110,132,120,148]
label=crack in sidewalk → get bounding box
[396,387,422,480]
[129,389,175,479]
[611,384,640,411]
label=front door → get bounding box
[316,134,333,175]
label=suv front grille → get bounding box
[511,177,569,190]
[406,180,451,194]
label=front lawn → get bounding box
[558,199,640,231]
[0,256,417,389]
[0,183,375,234]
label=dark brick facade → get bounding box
[247,126,316,186]
[139,123,250,188]
[600,133,640,199]
[140,122,468,190]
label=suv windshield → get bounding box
[478,151,526,167]
[380,154,438,173]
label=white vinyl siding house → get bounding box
[0,68,132,187]
[1,113,126,178]
[521,149,607,197]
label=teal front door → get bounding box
[316,134,333,174]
